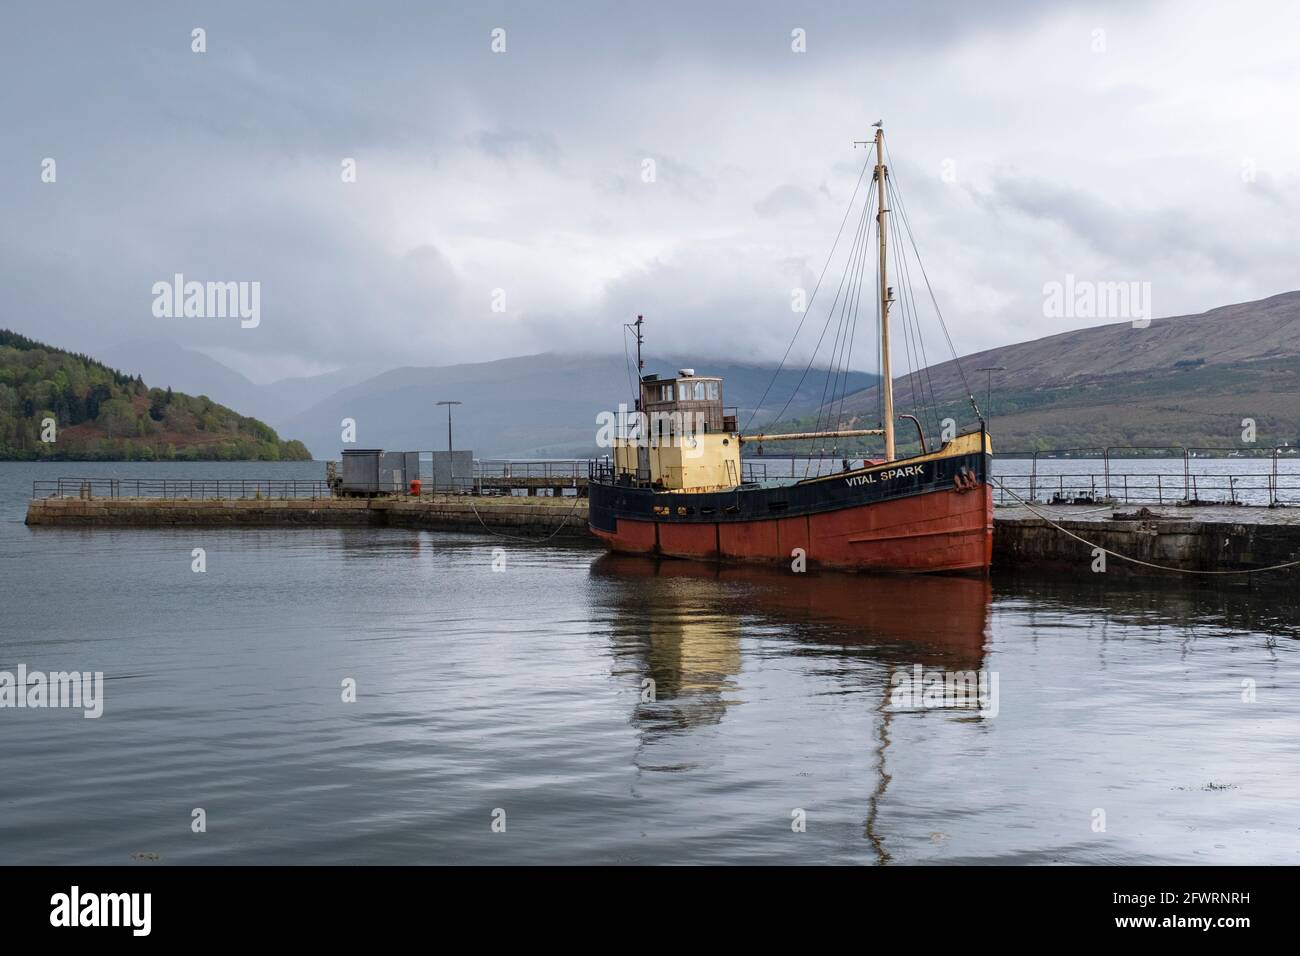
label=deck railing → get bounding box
[587,456,859,486]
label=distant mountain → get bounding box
[807,290,1300,453]
[77,288,1300,461]
[100,339,258,411]
[101,340,381,427]
[0,330,310,461]
[283,354,879,459]
[257,366,385,422]
[88,343,876,459]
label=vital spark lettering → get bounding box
[845,464,925,487]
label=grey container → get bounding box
[380,452,411,493]
[340,449,383,494]
[430,450,474,492]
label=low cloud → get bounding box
[2,0,1298,383]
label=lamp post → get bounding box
[436,400,462,453]
[976,366,1005,429]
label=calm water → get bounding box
[3,460,1299,864]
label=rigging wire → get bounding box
[826,187,873,464]
[889,175,943,436]
[886,178,940,444]
[750,133,981,471]
[884,181,918,420]
[885,195,922,433]
[883,139,980,419]
[874,205,882,432]
[808,186,872,470]
[621,324,641,441]
[829,200,869,447]
[833,179,875,426]
[766,183,876,450]
[743,154,874,434]
[800,187,876,476]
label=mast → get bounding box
[633,314,644,378]
[875,126,895,461]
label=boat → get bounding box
[588,125,992,573]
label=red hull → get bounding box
[591,485,991,573]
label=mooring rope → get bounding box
[993,480,1300,576]
[465,494,585,543]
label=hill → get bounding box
[100,339,383,429]
[0,330,312,461]
[790,290,1300,455]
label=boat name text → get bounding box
[845,464,925,487]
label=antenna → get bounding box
[624,314,646,412]
[853,120,883,149]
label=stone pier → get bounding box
[24,494,589,538]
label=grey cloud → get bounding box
[755,184,818,219]
[974,172,1264,274]
[1246,172,1299,211]
[468,129,562,165]
[1,0,1295,383]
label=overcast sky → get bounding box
[3,0,1298,383]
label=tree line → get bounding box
[0,330,310,461]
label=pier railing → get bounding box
[992,445,1300,507]
[31,463,594,501]
[473,459,587,482]
[466,459,589,495]
[34,445,1300,507]
[991,472,1300,507]
[32,478,333,500]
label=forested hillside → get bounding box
[0,330,311,461]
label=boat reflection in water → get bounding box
[590,554,994,861]
[592,554,991,699]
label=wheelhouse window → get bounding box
[707,381,719,400]
[678,383,690,401]
[694,381,706,400]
